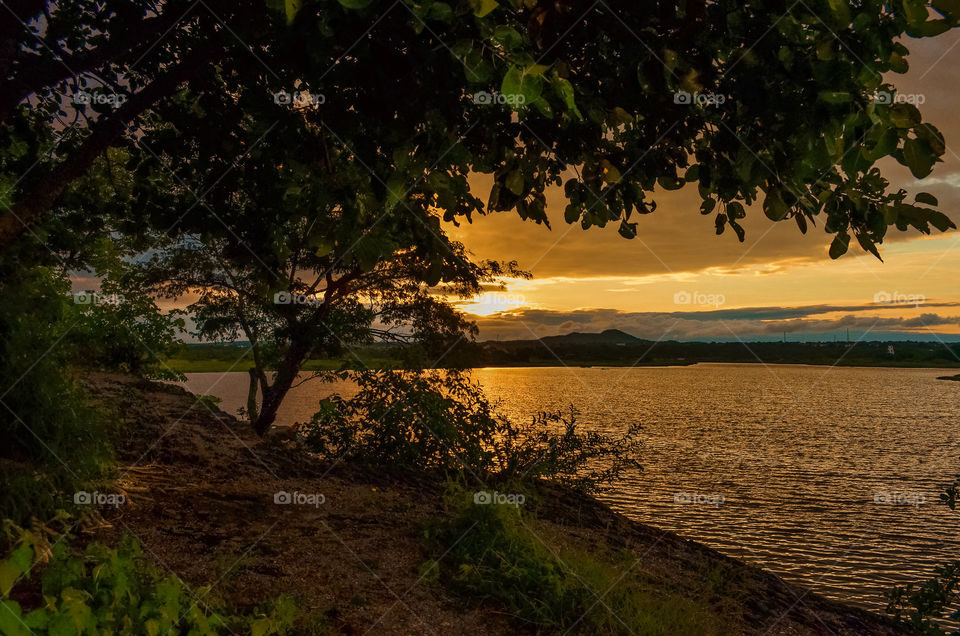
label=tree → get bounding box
[3,0,958,257]
[119,88,524,434]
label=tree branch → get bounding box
[0,45,216,252]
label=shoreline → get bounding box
[82,372,911,634]
[164,358,960,374]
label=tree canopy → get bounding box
[2,0,957,260]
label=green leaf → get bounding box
[9,546,32,574]
[501,66,543,107]
[903,137,937,178]
[611,107,633,124]
[0,561,21,596]
[818,91,852,104]
[251,617,272,636]
[729,218,745,241]
[855,232,882,260]
[888,50,909,73]
[427,2,453,21]
[727,201,746,219]
[888,103,921,128]
[385,177,405,211]
[618,220,638,238]
[284,0,302,24]
[933,0,960,19]
[916,123,946,155]
[462,51,492,84]
[600,160,621,184]
[911,18,952,36]
[505,170,524,196]
[564,204,581,224]
[902,0,929,25]
[0,601,28,636]
[927,209,955,231]
[829,233,850,259]
[23,609,50,630]
[657,175,684,191]
[763,190,788,221]
[552,78,581,118]
[470,0,498,18]
[915,192,938,206]
[337,0,372,8]
[492,26,524,50]
[827,0,851,25]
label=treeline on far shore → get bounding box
[164,334,960,373]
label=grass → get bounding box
[421,482,727,635]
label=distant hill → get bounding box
[536,329,646,345]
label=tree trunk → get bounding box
[246,367,260,424]
[251,342,311,436]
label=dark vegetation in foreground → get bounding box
[0,374,924,635]
[165,330,960,373]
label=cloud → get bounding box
[908,173,960,189]
[472,304,960,342]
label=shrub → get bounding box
[420,483,717,634]
[0,518,296,635]
[70,249,186,381]
[297,370,642,493]
[0,268,116,525]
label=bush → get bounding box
[71,245,186,381]
[0,268,116,525]
[0,518,296,635]
[297,370,642,493]
[420,483,717,634]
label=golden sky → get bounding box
[447,32,960,343]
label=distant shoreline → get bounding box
[163,358,960,374]
[164,334,960,374]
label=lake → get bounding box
[179,363,960,614]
